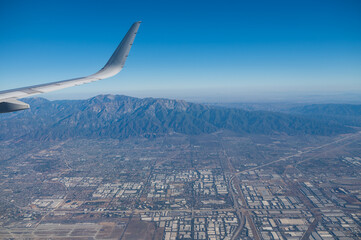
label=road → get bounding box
[234,132,360,177]
[227,131,361,239]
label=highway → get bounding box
[227,131,361,239]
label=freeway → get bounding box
[227,131,361,239]
[235,131,361,177]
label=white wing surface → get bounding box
[0,21,141,113]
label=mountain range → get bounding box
[288,104,361,127]
[0,95,357,141]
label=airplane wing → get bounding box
[0,21,141,113]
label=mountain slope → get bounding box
[0,95,353,140]
[289,104,361,127]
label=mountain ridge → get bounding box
[0,95,354,141]
[288,104,361,127]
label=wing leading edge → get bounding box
[0,21,141,113]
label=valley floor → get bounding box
[0,131,361,239]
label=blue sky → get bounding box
[0,0,360,102]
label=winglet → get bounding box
[91,21,141,79]
[0,21,141,113]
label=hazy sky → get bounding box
[0,0,360,102]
